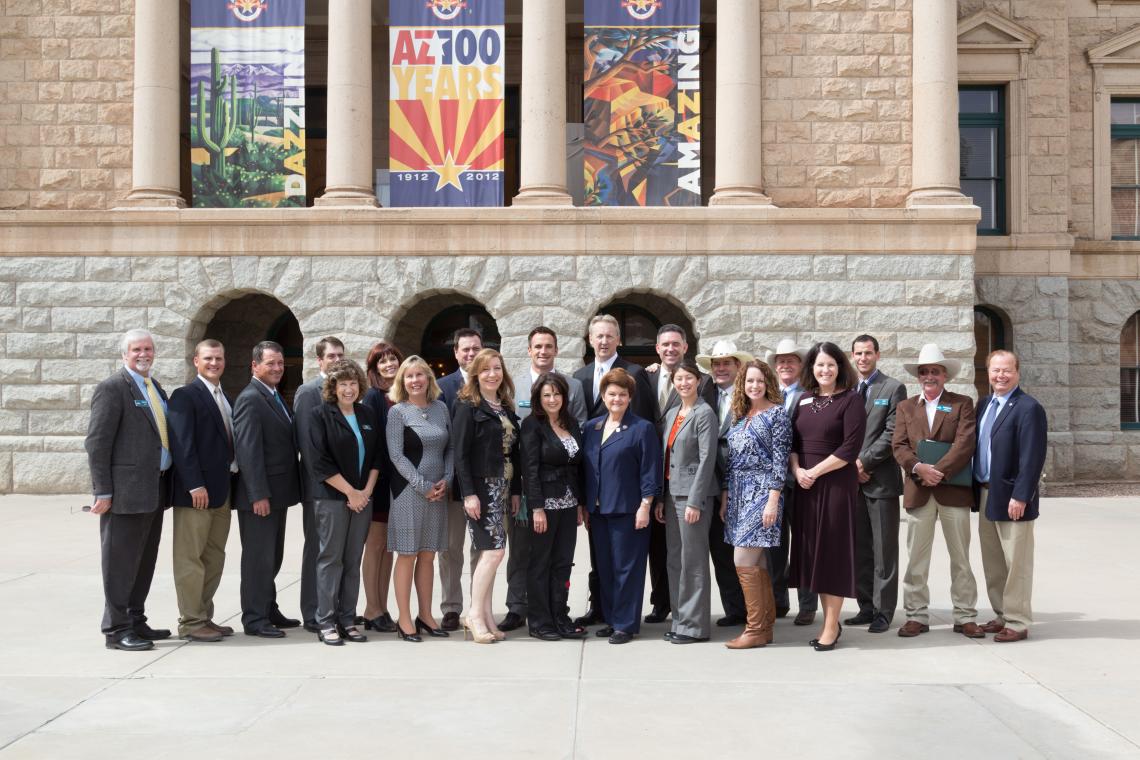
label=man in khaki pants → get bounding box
[891,344,982,639]
[168,339,238,642]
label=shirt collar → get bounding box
[252,376,277,395]
[782,381,800,393]
[860,369,879,386]
[597,354,618,373]
[197,374,222,392]
[994,386,1018,403]
[919,390,943,407]
[125,367,149,386]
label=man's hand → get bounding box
[190,487,209,510]
[856,459,871,484]
[914,463,945,488]
[1008,498,1027,521]
[654,502,665,523]
[91,497,112,515]
[252,498,271,517]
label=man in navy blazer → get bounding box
[973,350,1047,643]
[168,339,238,643]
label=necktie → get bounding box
[144,378,169,450]
[859,381,869,401]
[719,389,730,426]
[595,364,605,402]
[659,370,672,409]
[273,391,291,419]
[214,386,233,447]
[976,398,999,481]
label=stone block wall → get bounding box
[0,0,135,210]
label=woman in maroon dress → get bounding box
[789,341,866,651]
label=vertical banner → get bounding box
[190,0,306,208]
[389,0,505,207]
[584,0,701,206]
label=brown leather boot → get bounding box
[756,567,776,645]
[726,567,767,649]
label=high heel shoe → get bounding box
[812,624,842,651]
[462,616,496,644]
[338,624,367,643]
[415,617,450,638]
[364,613,396,633]
[396,621,422,643]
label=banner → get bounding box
[584,0,701,206]
[389,0,505,207]
[190,0,306,207]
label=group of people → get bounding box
[86,316,1047,653]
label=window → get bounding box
[959,86,1006,235]
[420,304,501,378]
[1112,100,1140,240]
[1121,311,1140,428]
[974,306,1008,400]
[583,305,661,366]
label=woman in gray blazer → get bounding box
[654,361,719,643]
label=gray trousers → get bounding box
[100,508,164,636]
[300,499,318,624]
[314,498,372,629]
[854,491,900,621]
[664,493,712,638]
[439,500,476,615]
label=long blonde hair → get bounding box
[388,355,442,404]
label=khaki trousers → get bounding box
[439,500,477,615]
[978,489,1035,632]
[172,504,231,636]
[901,495,977,625]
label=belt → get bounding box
[978,482,989,490]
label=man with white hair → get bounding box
[85,329,174,651]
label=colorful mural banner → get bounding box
[190,0,306,208]
[389,0,505,207]
[584,0,701,206]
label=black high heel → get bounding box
[396,621,422,643]
[812,623,842,651]
[364,613,397,633]
[338,624,367,643]
[415,617,450,638]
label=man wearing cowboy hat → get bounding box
[891,343,982,639]
[763,338,818,626]
[695,339,755,627]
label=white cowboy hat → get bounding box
[695,339,754,371]
[902,343,962,379]
[763,338,808,365]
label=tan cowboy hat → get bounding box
[902,343,962,379]
[763,338,808,365]
[695,339,754,371]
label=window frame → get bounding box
[1109,98,1140,241]
[1121,311,1140,430]
[959,85,1008,236]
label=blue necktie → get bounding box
[274,391,291,420]
[976,398,999,482]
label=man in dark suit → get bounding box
[85,329,173,651]
[973,350,1047,643]
[845,334,907,634]
[572,313,655,626]
[233,340,303,638]
[437,327,483,631]
[292,335,344,633]
[168,339,238,643]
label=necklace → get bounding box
[810,394,834,413]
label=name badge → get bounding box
[798,397,812,406]
[361,424,373,432]
[874,398,889,406]
[518,400,531,408]
[936,404,952,413]
[134,399,150,408]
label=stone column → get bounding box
[513,0,572,206]
[316,0,378,206]
[121,0,184,208]
[709,0,771,206]
[907,0,968,206]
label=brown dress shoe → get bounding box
[897,620,930,638]
[953,622,985,638]
[441,612,460,631]
[980,618,1004,634]
[206,621,234,636]
[993,627,1028,643]
[180,626,224,642]
[793,610,816,626]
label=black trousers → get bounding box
[648,516,670,611]
[770,486,818,613]
[526,507,577,633]
[709,503,745,618]
[100,508,164,637]
[237,507,289,630]
[300,499,318,625]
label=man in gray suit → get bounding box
[845,335,907,633]
[233,340,303,638]
[86,329,174,651]
[292,335,345,632]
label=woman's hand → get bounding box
[635,504,650,530]
[463,494,481,519]
[762,499,779,528]
[684,506,701,525]
[347,489,368,512]
[426,480,447,502]
[577,505,588,529]
[510,494,521,517]
[795,467,816,490]
[719,491,728,522]
[532,508,547,534]
[653,502,665,523]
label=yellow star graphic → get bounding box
[429,152,470,192]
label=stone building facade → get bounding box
[0,0,1138,492]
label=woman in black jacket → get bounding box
[521,372,586,641]
[452,348,521,643]
[304,359,381,646]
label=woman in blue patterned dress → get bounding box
[720,359,792,649]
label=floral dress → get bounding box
[724,405,792,548]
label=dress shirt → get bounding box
[717,385,732,426]
[198,375,238,474]
[253,376,290,419]
[125,366,171,471]
[974,387,1015,483]
[781,382,801,415]
[857,369,879,399]
[593,354,618,399]
[918,390,943,432]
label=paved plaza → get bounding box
[0,494,1138,759]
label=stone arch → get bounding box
[587,289,702,366]
[389,290,502,378]
[973,303,1012,399]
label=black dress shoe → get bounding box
[303,620,321,633]
[662,631,677,641]
[364,613,397,633]
[555,619,588,639]
[716,614,745,627]
[269,613,301,629]
[793,610,816,626]
[498,612,525,632]
[643,606,669,624]
[595,625,615,638]
[868,613,890,634]
[775,606,790,619]
[529,628,561,641]
[670,633,708,644]
[106,632,155,651]
[244,625,285,638]
[574,606,603,627]
[844,611,875,626]
[396,623,422,643]
[132,623,171,641]
[338,625,368,643]
[415,617,449,637]
[608,630,633,644]
[440,611,461,631]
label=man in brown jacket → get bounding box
[891,344,982,639]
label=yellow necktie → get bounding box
[145,378,169,450]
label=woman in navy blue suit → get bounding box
[582,368,662,644]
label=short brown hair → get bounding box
[194,338,224,357]
[315,336,345,359]
[599,367,636,397]
[321,359,368,404]
[986,349,1020,370]
[389,355,442,404]
[731,360,782,421]
[365,340,405,390]
[458,348,515,410]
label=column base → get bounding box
[906,188,973,207]
[314,188,379,208]
[709,187,775,207]
[512,185,573,207]
[117,188,186,209]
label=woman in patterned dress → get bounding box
[386,356,452,643]
[452,348,522,644]
[720,359,792,649]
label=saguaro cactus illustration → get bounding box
[246,81,261,144]
[196,47,238,179]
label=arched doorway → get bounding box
[199,293,304,404]
[392,293,501,378]
[973,305,1010,399]
[586,293,699,367]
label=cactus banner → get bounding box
[584,0,701,206]
[389,0,505,207]
[190,0,306,207]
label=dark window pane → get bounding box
[1112,188,1140,238]
[1122,313,1140,367]
[1122,368,1139,425]
[962,179,997,230]
[1112,101,1140,125]
[961,127,998,178]
[960,89,999,115]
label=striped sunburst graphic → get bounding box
[389,98,504,192]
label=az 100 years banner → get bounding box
[190,0,306,207]
[584,0,701,206]
[389,0,505,207]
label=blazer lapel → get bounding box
[600,413,628,450]
[988,389,1020,439]
[258,381,290,425]
[929,398,946,438]
[122,369,160,438]
[196,379,228,441]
